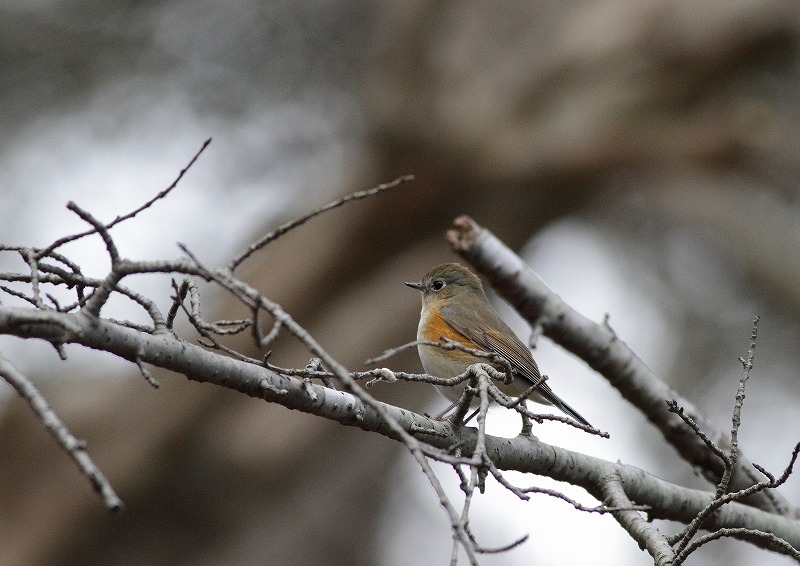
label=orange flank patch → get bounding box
[422,307,481,350]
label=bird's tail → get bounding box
[536,382,592,427]
[554,396,591,428]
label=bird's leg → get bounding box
[433,400,458,420]
[462,407,480,425]
[441,406,480,426]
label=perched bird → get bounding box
[406,263,590,426]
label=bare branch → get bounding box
[597,472,674,565]
[227,174,414,273]
[675,528,800,565]
[666,400,731,467]
[0,353,123,512]
[37,138,212,258]
[2,307,800,557]
[726,315,760,496]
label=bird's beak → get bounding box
[405,281,423,290]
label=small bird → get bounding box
[406,263,590,426]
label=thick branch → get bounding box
[597,471,674,564]
[1,305,799,557]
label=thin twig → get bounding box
[167,278,190,329]
[37,138,212,258]
[0,353,123,512]
[669,317,779,559]
[666,400,730,467]
[227,175,414,272]
[2,267,166,330]
[675,528,800,565]
[522,484,650,514]
[725,316,760,497]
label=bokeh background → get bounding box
[2,1,800,564]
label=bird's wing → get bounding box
[439,305,542,386]
[440,304,592,427]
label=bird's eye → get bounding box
[431,279,445,291]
